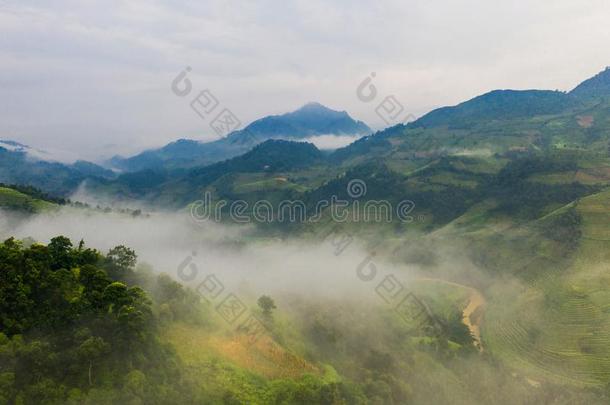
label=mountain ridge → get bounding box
[109,103,370,172]
[3,67,610,199]
[0,143,115,196]
[409,67,610,130]
[569,66,610,100]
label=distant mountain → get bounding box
[107,138,240,173]
[410,67,610,130]
[0,141,115,196]
[227,102,370,140]
[0,140,48,160]
[109,103,370,172]
[191,139,325,175]
[331,67,610,165]
[410,90,579,129]
[179,139,325,196]
[93,140,326,205]
[6,66,610,207]
[570,66,610,101]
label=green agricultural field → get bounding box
[483,189,610,387]
[0,186,57,213]
[232,175,309,194]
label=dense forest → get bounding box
[0,237,189,403]
[0,237,375,404]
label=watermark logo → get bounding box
[190,90,219,119]
[210,108,241,137]
[171,67,249,139]
[376,95,407,126]
[171,66,193,97]
[319,225,446,338]
[356,72,378,102]
[189,179,420,224]
[347,179,367,198]
[176,254,268,346]
[356,72,416,126]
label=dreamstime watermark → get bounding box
[356,72,416,126]
[176,251,268,346]
[171,66,258,143]
[174,229,444,347]
[190,179,421,224]
[175,181,438,347]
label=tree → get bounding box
[106,246,137,270]
[257,295,276,317]
[0,372,15,405]
[0,237,184,404]
[77,336,110,386]
[122,369,148,402]
[80,265,111,310]
[48,236,73,270]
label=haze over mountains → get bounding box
[1,66,610,404]
[0,140,114,196]
[4,0,610,402]
[0,66,609,201]
[410,66,610,130]
[108,102,371,172]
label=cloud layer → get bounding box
[1,0,609,161]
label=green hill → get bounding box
[3,66,610,403]
[479,190,610,387]
[109,102,370,172]
[0,185,59,213]
[412,89,580,129]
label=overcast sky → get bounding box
[1,0,609,162]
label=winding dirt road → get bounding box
[461,287,485,352]
[416,278,486,352]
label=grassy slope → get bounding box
[375,151,610,389]
[482,189,610,387]
[0,186,57,213]
[163,323,323,404]
[174,107,610,391]
[158,270,605,403]
[158,279,528,404]
[15,96,607,398]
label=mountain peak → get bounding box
[296,101,334,112]
[302,101,325,108]
[236,102,370,140]
[112,103,370,172]
[570,67,610,100]
[291,102,348,118]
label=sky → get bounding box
[1,0,609,162]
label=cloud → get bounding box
[0,207,417,300]
[1,0,609,161]
[304,134,364,150]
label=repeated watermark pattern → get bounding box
[171,67,258,143]
[175,231,443,348]
[176,251,268,346]
[171,67,415,141]
[318,223,446,337]
[190,180,419,224]
[356,72,416,126]
[179,178,439,346]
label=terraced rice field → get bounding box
[483,190,610,386]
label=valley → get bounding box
[1,67,610,404]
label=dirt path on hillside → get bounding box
[415,278,486,352]
[461,288,485,352]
